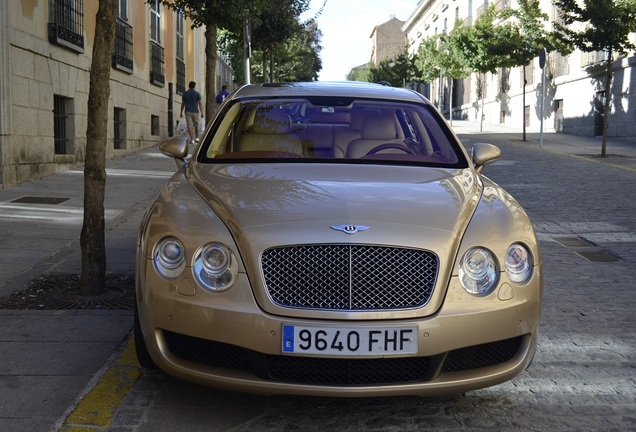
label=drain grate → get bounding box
[552,235,621,263]
[11,196,69,205]
[554,236,595,248]
[576,250,622,263]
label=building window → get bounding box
[494,0,510,11]
[54,95,73,155]
[150,0,161,44]
[499,67,510,94]
[554,99,564,131]
[114,108,126,149]
[151,115,160,136]
[551,51,569,78]
[48,0,85,53]
[113,0,133,73]
[118,0,128,20]
[150,1,165,86]
[113,19,133,73]
[176,11,186,95]
[150,42,165,86]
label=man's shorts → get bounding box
[185,112,200,130]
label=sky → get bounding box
[300,0,419,81]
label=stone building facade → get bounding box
[370,17,407,66]
[402,0,636,138]
[0,0,232,188]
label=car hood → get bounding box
[188,163,481,255]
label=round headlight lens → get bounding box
[459,247,499,296]
[193,243,238,292]
[505,243,533,283]
[153,237,186,279]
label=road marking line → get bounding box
[60,336,140,431]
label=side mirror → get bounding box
[159,135,189,169]
[472,142,501,174]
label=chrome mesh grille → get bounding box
[262,245,438,311]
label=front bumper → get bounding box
[136,257,541,397]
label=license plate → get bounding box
[282,324,418,356]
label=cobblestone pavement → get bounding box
[102,134,636,432]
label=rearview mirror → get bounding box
[472,143,501,174]
[159,135,189,169]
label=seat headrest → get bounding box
[349,110,368,131]
[361,113,396,140]
[251,108,291,134]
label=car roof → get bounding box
[230,81,430,105]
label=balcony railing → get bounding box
[48,0,84,53]
[581,50,607,68]
[112,18,133,73]
[176,59,186,95]
[150,41,165,87]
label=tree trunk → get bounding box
[601,49,613,158]
[205,23,217,122]
[480,73,485,132]
[522,64,527,142]
[80,0,117,296]
[270,52,274,83]
[263,49,268,83]
[449,78,454,126]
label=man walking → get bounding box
[216,84,230,107]
[180,81,203,144]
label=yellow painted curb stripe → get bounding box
[60,337,140,431]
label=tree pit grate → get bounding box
[0,273,135,310]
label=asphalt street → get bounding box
[1,121,635,431]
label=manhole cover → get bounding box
[554,236,595,248]
[576,250,621,263]
[11,196,69,205]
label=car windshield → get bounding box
[198,96,468,168]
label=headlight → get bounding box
[193,242,238,292]
[505,243,533,283]
[459,247,499,296]
[153,237,186,278]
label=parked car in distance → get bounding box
[135,81,542,397]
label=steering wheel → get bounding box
[365,143,416,156]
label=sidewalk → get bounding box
[0,145,178,432]
[451,120,636,171]
[0,126,634,431]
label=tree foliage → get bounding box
[499,0,565,140]
[452,5,519,75]
[153,0,264,118]
[250,0,310,81]
[367,50,416,88]
[346,64,370,82]
[554,0,636,156]
[216,1,321,84]
[447,6,520,129]
[274,19,323,82]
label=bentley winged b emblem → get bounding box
[330,224,370,235]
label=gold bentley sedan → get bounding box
[135,81,542,397]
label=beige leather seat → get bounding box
[346,113,404,158]
[240,108,303,155]
[332,110,367,158]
